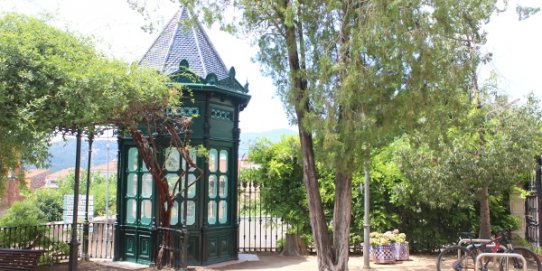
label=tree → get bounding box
[0,13,173,184]
[175,0,501,269]
[0,200,46,227]
[245,136,308,233]
[244,136,315,255]
[0,13,194,268]
[397,93,542,238]
[356,139,518,251]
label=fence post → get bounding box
[536,156,542,247]
[69,130,82,271]
[83,132,94,261]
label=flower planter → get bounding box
[371,244,396,264]
[394,242,409,261]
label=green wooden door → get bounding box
[123,147,154,264]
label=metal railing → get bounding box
[0,222,114,263]
[526,195,540,247]
[238,180,290,252]
[237,180,363,254]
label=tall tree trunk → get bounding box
[298,130,334,270]
[128,120,201,269]
[279,1,350,269]
[332,172,352,270]
[478,185,491,239]
[284,9,335,271]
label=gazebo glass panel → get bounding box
[167,174,180,195]
[127,174,137,196]
[165,148,180,171]
[182,150,197,172]
[219,150,227,173]
[140,200,152,225]
[180,201,196,225]
[219,176,227,198]
[218,200,227,224]
[128,148,138,171]
[208,175,217,198]
[208,201,217,224]
[186,173,197,198]
[126,199,136,223]
[170,201,179,225]
[208,149,217,172]
[142,160,149,172]
[142,174,153,197]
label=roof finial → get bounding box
[243,80,249,93]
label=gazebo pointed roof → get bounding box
[140,7,228,80]
[140,6,249,98]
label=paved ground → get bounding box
[200,253,437,271]
[37,253,438,271]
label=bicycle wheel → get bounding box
[499,246,541,271]
[437,245,476,271]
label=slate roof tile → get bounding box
[140,7,228,80]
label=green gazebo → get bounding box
[114,7,250,266]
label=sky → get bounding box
[1,0,541,133]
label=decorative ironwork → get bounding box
[211,109,232,121]
[237,179,289,252]
[166,107,199,117]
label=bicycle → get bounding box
[436,228,541,271]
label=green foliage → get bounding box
[245,135,520,251]
[0,170,117,227]
[89,174,117,216]
[39,241,70,265]
[0,172,115,265]
[0,188,65,226]
[0,200,45,226]
[348,141,520,252]
[395,94,542,237]
[31,189,63,222]
[243,136,309,233]
[399,94,542,206]
[0,13,174,187]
